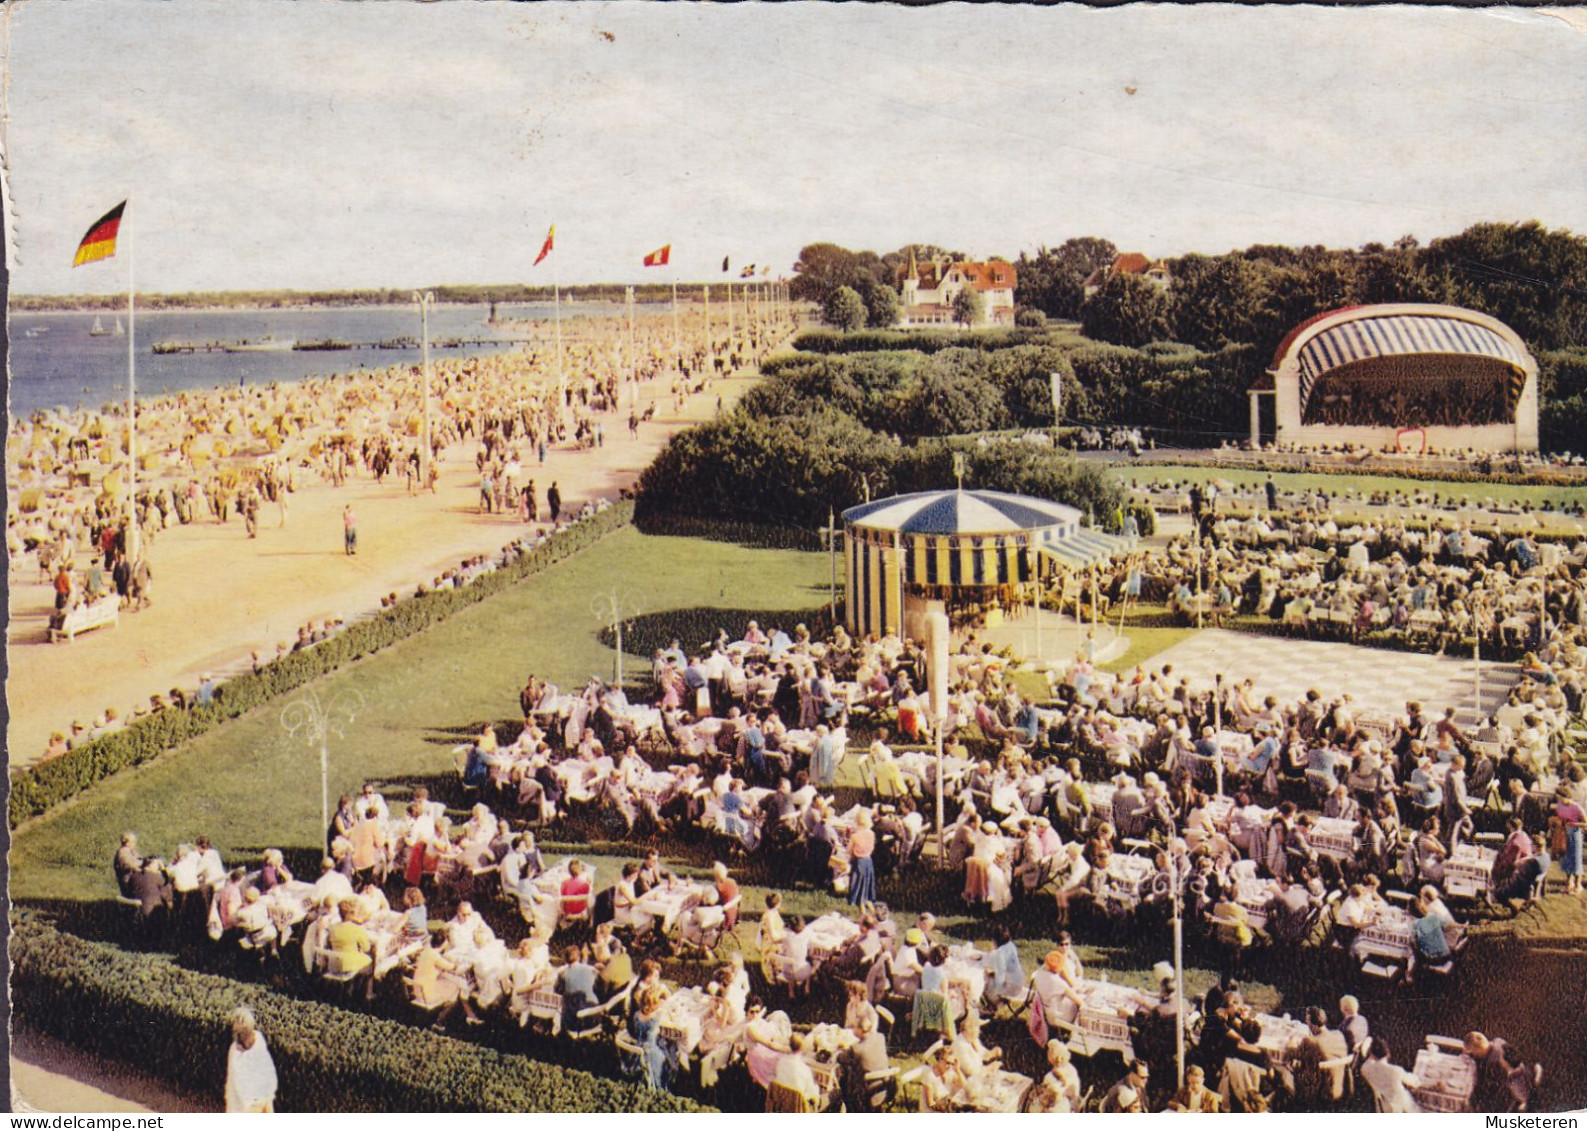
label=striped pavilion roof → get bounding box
[1290,309,1531,414]
[843,489,1080,535]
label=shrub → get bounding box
[9,917,710,1113]
[789,327,1042,355]
[10,502,636,829]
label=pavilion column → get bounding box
[1248,391,1262,448]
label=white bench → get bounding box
[50,596,120,642]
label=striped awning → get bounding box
[1036,527,1126,569]
[1297,313,1529,415]
[843,489,1081,535]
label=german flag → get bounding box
[73,201,126,267]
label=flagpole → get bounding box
[627,284,637,412]
[702,283,711,371]
[126,205,139,562]
[670,277,681,375]
[553,255,565,415]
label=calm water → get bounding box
[6,302,631,420]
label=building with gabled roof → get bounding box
[1082,253,1173,298]
[896,250,1017,326]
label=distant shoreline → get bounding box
[13,294,725,314]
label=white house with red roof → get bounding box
[1081,252,1173,298]
[896,250,1017,326]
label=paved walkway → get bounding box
[7,367,762,770]
[10,1028,211,1113]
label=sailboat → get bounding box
[89,316,112,337]
[112,317,126,336]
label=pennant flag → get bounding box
[722,256,730,273]
[533,225,554,267]
[73,201,126,267]
[643,244,671,268]
[740,264,756,278]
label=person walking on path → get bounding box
[224,1007,278,1113]
[343,505,357,556]
[547,482,562,524]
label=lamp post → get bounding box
[1171,848,1186,1090]
[281,686,366,843]
[818,508,840,620]
[412,290,435,485]
[1214,672,1225,798]
[591,589,643,688]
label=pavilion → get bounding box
[841,488,1124,640]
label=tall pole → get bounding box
[1173,851,1186,1089]
[1474,593,1484,717]
[626,285,637,411]
[827,508,837,618]
[126,207,139,561]
[554,259,565,413]
[413,291,434,485]
[670,279,682,373]
[703,284,711,370]
[726,279,735,345]
[1214,672,1225,798]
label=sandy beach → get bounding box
[7,310,790,771]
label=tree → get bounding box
[952,286,986,327]
[1171,254,1269,349]
[1080,271,1173,347]
[790,243,884,304]
[1015,238,1118,319]
[823,285,868,332]
[862,281,901,328]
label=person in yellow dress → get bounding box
[326,897,375,999]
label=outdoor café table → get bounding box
[1445,842,1496,900]
[1233,877,1282,932]
[803,913,861,966]
[656,986,718,1057]
[1063,978,1149,1059]
[802,1023,854,1105]
[614,705,665,742]
[965,1068,1034,1113]
[943,944,989,1008]
[1311,817,1359,860]
[264,880,318,931]
[1410,1041,1477,1112]
[896,750,972,794]
[1355,904,1416,965]
[1252,1012,1312,1066]
[365,911,425,979]
[636,878,707,934]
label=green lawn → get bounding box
[9,527,831,904]
[1109,463,1587,510]
[16,521,1587,1109]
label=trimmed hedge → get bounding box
[790,327,1043,354]
[10,501,636,829]
[9,917,710,1113]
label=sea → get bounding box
[5,301,631,421]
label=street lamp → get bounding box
[281,686,366,842]
[591,589,644,688]
[412,291,436,486]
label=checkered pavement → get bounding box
[1145,629,1519,727]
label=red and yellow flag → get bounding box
[534,225,554,267]
[642,244,671,268]
[73,201,126,267]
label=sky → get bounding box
[3,2,1585,295]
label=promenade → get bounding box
[6,364,762,770]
